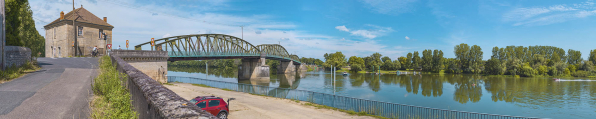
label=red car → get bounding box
[190,96,234,119]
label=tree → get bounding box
[348,56,365,72]
[398,56,407,70]
[431,50,444,72]
[323,52,347,70]
[6,0,45,57]
[381,56,391,63]
[412,51,420,70]
[406,53,413,69]
[392,60,401,70]
[581,60,594,72]
[468,45,483,73]
[589,49,596,65]
[485,58,505,75]
[454,43,470,72]
[567,49,582,65]
[421,49,433,71]
[370,53,383,72]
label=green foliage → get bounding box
[398,56,407,70]
[485,58,505,75]
[323,52,347,70]
[412,51,420,70]
[381,56,391,63]
[406,53,413,69]
[571,70,592,77]
[519,65,536,77]
[431,50,444,73]
[0,61,39,81]
[589,49,596,65]
[92,56,137,119]
[421,49,433,71]
[581,60,594,72]
[5,0,45,57]
[300,57,324,65]
[348,56,365,72]
[369,52,383,72]
[168,59,239,71]
[567,49,582,65]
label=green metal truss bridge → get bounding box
[134,34,301,64]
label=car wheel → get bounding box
[217,112,227,119]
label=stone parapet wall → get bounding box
[3,46,31,68]
[110,55,217,119]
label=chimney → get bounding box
[103,17,107,22]
[60,11,64,20]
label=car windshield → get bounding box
[189,99,198,104]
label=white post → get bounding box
[205,62,208,79]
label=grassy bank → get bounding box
[0,61,40,84]
[91,56,137,119]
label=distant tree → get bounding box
[581,60,594,72]
[392,60,402,70]
[412,51,420,70]
[323,52,347,70]
[589,49,596,65]
[468,45,483,74]
[348,56,365,72]
[454,43,470,72]
[485,58,505,75]
[431,50,444,72]
[567,49,582,65]
[406,53,413,70]
[421,49,433,71]
[370,53,383,72]
[381,56,391,62]
[398,56,407,70]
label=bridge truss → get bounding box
[134,34,301,63]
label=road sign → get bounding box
[151,38,155,46]
[126,40,129,48]
[107,44,112,50]
[72,41,74,47]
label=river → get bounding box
[167,66,596,119]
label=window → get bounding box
[208,100,220,107]
[196,101,207,108]
[99,29,103,38]
[78,26,83,36]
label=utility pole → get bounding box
[240,26,244,39]
[1,0,5,70]
[73,0,77,57]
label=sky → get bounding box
[30,0,596,60]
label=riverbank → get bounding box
[164,82,377,119]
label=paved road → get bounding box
[0,57,98,119]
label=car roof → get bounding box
[193,96,222,100]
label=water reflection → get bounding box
[169,67,596,118]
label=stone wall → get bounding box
[110,55,217,119]
[3,46,31,68]
[110,50,168,83]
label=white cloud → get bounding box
[360,0,418,15]
[502,0,596,26]
[30,0,407,60]
[335,25,349,32]
[405,36,410,40]
[336,25,394,39]
[162,33,172,38]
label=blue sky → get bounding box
[30,0,596,60]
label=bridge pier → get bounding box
[238,55,270,81]
[277,61,296,74]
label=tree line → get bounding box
[6,0,45,57]
[322,43,596,77]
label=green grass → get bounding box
[192,84,212,88]
[0,61,40,84]
[91,56,138,119]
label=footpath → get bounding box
[165,83,375,119]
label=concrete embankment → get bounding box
[164,83,375,119]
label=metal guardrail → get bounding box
[168,76,542,119]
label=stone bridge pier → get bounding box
[278,61,308,74]
[110,50,169,83]
[238,53,270,81]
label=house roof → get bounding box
[44,7,113,28]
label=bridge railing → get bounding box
[167,76,542,119]
[168,51,301,63]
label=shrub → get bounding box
[92,56,137,119]
[519,65,536,77]
[571,70,592,77]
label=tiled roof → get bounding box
[44,7,113,28]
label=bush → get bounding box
[571,70,592,77]
[92,56,137,118]
[0,61,39,81]
[519,65,536,77]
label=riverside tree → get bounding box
[348,56,365,72]
[323,52,347,70]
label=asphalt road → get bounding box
[0,57,98,119]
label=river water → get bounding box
[168,66,596,119]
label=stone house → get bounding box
[43,7,113,57]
